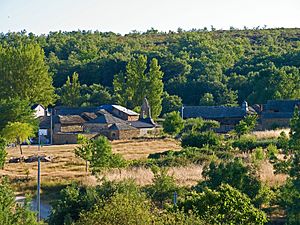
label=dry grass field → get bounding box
[252,129,290,140]
[0,137,287,196]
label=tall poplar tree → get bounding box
[0,43,55,106]
[113,56,164,118]
[147,58,164,118]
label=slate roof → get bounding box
[86,113,125,124]
[266,100,300,112]
[183,106,247,119]
[54,107,101,115]
[109,123,137,131]
[130,121,155,128]
[81,112,97,121]
[31,104,45,110]
[58,115,86,125]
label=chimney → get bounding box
[242,101,248,112]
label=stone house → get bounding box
[260,99,300,130]
[50,101,156,144]
[182,101,256,132]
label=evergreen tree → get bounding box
[60,72,82,107]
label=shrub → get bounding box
[181,131,221,148]
[180,184,267,224]
[267,144,279,161]
[144,167,179,205]
[199,158,261,201]
[163,111,184,135]
[234,115,258,137]
[0,137,7,169]
[232,135,257,152]
[277,131,289,152]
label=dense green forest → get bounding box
[1,28,300,110]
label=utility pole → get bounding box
[50,108,53,145]
[37,132,41,222]
[181,105,184,119]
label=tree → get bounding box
[59,72,82,107]
[146,58,164,118]
[289,107,300,150]
[199,93,214,106]
[113,56,164,118]
[199,159,261,201]
[161,92,182,116]
[145,166,179,205]
[77,191,203,225]
[181,184,267,224]
[82,84,112,106]
[0,42,55,106]
[181,131,221,148]
[1,122,35,155]
[0,137,7,169]
[88,136,126,173]
[0,179,38,225]
[0,98,37,130]
[75,134,92,173]
[234,115,258,137]
[163,111,184,135]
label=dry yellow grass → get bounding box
[258,160,288,186]
[0,137,288,194]
[98,164,203,187]
[252,129,290,140]
[1,138,181,187]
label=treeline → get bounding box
[0,28,300,110]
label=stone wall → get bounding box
[61,124,83,133]
[261,118,290,130]
[53,133,78,144]
[84,123,107,133]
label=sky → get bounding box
[0,0,300,35]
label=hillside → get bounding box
[1,28,300,108]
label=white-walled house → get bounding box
[31,104,46,118]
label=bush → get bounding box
[144,167,179,205]
[163,111,184,135]
[77,192,204,225]
[0,137,7,169]
[180,184,268,224]
[181,131,221,148]
[232,135,257,152]
[199,158,261,201]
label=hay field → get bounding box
[0,137,287,193]
[1,138,185,187]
